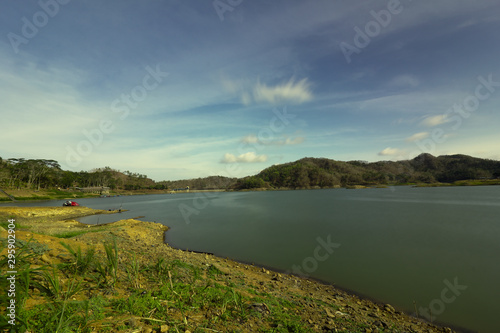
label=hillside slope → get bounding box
[233,154,500,189]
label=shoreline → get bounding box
[171,246,471,333]
[0,206,467,332]
[1,180,500,203]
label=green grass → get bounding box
[13,196,52,201]
[1,236,385,333]
[0,221,11,229]
[60,242,96,274]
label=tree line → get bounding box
[0,158,156,191]
[0,157,236,191]
[232,154,500,189]
[2,153,499,192]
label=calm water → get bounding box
[6,186,500,332]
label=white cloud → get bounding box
[378,147,403,156]
[221,152,268,164]
[421,115,450,127]
[283,137,305,145]
[252,78,313,105]
[241,135,259,144]
[220,76,313,105]
[406,132,430,142]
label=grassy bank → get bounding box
[0,188,228,203]
[1,207,460,332]
[1,179,498,203]
[414,179,500,187]
[0,188,178,203]
[0,189,104,202]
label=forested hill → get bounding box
[232,154,500,189]
[0,157,235,191]
[2,154,500,192]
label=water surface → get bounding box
[6,186,500,332]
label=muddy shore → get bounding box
[0,207,462,333]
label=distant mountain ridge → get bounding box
[232,154,500,190]
[2,154,499,192]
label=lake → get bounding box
[7,186,500,332]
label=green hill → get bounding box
[2,154,499,194]
[232,154,500,190]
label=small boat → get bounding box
[63,200,79,207]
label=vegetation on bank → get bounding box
[232,154,500,190]
[1,154,499,200]
[0,157,236,199]
[0,238,314,333]
[0,158,159,192]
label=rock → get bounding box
[384,304,395,313]
[335,310,348,317]
[247,303,270,313]
[376,321,388,328]
[325,308,335,318]
[160,324,169,332]
[41,254,51,264]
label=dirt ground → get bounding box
[0,207,461,333]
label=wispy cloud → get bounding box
[221,77,313,106]
[221,152,268,164]
[241,134,305,146]
[406,132,430,142]
[241,135,260,144]
[378,147,403,156]
[421,115,449,127]
[252,78,313,105]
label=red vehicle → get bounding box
[63,201,79,206]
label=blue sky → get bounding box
[1,0,499,181]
